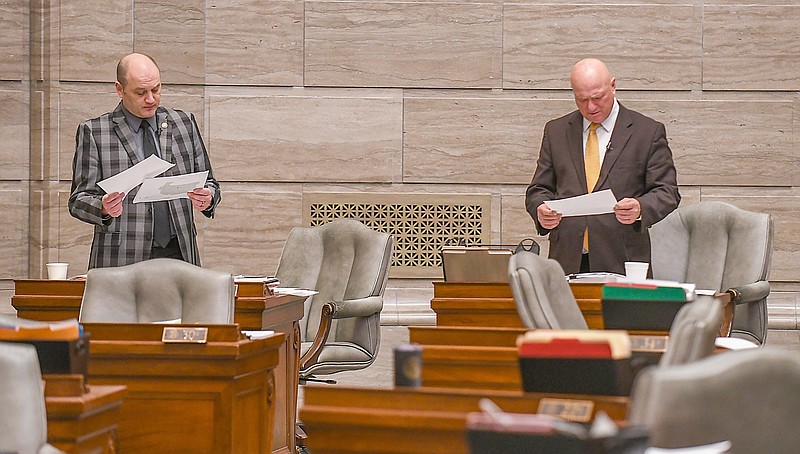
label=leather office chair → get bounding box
[628,348,800,453]
[275,219,394,383]
[79,258,235,324]
[650,201,773,345]
[508,250,588,329]
[657,295,722,367]
[0,342,66,454]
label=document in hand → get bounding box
[133,170,209,203]
[543,189,617,217]
[97,154,174,195]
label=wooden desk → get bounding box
[299,385,629,454]
[431,281,733,336]
[12,279,304,454]
[431,281,604,329]
[44,374,127,454]
[82,323,282,454]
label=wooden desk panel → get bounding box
[431,281,604,329]
[12,279,305,454]
[300,385,629,454]
[82,323,282,454]
[44,374,126,454]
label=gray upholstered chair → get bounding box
[275,219,393,382]
[658,295,723,367]
[628,348,800,453]
[508,250,588,329]
[0,342,66,454]
[79,258,235,324]
[650,201,773,345]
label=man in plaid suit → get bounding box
[69,53,220,268]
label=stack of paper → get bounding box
[0,316,80,341]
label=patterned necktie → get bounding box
[583,122,600,253]
[141,121,172,248]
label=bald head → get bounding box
[115,53,162,119]
[116,53,160,88]
[569,58,616,124]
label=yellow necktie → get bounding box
[583,122,600,252]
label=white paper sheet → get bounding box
[133,170,209,203]
[97,155,174,195]
[543,189,617,217]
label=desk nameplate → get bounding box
[162,326,208,344]
[537,397,594,423]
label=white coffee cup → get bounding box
[46,262,69,280]
[624,261,649,281]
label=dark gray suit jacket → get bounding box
[525,104,680,275]
[69,103,220,268]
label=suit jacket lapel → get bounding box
[156,109,175,175]
[566,111,589,193]
[111,105,141,165]
[596,104,633,190]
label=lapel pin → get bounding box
[161,122,168,129]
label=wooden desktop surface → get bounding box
[300,385,629,454]
[83,322,282,454]
[12,279,305,454]
[44,374,126,454]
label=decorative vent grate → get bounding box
[305,193,492,278]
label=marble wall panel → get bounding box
[134,0,205,84]
[304,2,502,88]
[0,183,28,279]
[206,0,303,86]
[624,100,794,187]
[501,192,550,257]
[208,89,402,182]
[0,0,28,80]
[0,86,29,180]
[403,96,574,184]
[57,89,205,182]
[200,184,303,274]
[59,0,131,82]
[703,6,800,90]
[503,4,702,90]
[56,186,93,276]
[700,190,799,283]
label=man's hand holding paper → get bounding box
[543,189,618,217]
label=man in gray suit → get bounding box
[526,58,680,275]
[69,52,220,268]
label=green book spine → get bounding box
[601,283,687,302]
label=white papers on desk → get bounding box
[133,170,208,203]
[243,330,275,340]
[272,288,318,297]
[715,337,758,350]
[543,189,617,217]
[645,441,731,453]
[567,272,627,283]
[97,155,174,195]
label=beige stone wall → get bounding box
[2,1,798,329]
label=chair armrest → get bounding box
[299,296,384,372]
[330,296,384,319]
[300,302,336,372]
[727,280,770,306]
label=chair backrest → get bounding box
[79,258,235,324]
[508,251,588,329]
[658,295,723,367]
[629,348,800,453]
[650,201,773,344]
[275,219,393,355]
[0,342,63,454]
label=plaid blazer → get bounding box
[69,103,221,268]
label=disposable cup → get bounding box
[46,262,69,280]
[624,261,649,281]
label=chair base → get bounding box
[299,375,337,385]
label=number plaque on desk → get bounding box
[538,397,594,423]
[161,326,208,344]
